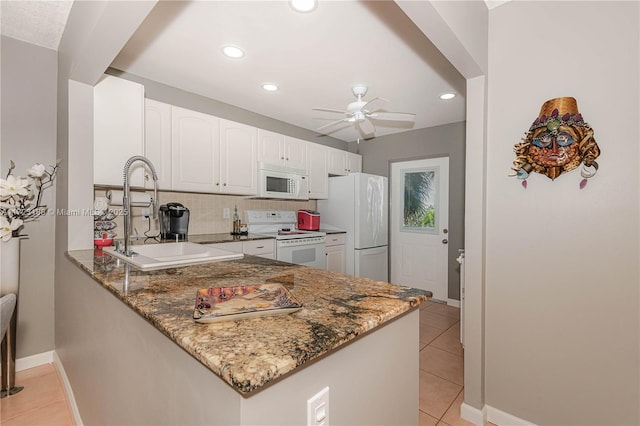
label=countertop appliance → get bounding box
[159,202,190,241]
[257,162,309,200]
[317,173,388,281]
[297,209,320,231]
[245,210,326,269]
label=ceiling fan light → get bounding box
[290,0,317,13]
[262,83,279,92]
[440,93,456,100]
[222,45,244,59]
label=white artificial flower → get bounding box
[27,163,46,178]
[0,217,23,241]
[0,175,30,200]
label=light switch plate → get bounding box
[223,208,230,219]
[307,386,329,426]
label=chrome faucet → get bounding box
[121,156,159,257]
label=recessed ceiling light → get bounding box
[290,0,317,13]
[440,93,456,100]
[222,45,244,59]
[262,83,279,92]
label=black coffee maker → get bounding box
[159,203,190,241]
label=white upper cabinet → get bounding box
[256,129,284,166]
[328,147,362,175]
[283,136,308,172]
[94,75,145,187]
[327,147,347,175]
[307,143,329,199]
[144,99,172,191]
[219,119,257,195]
[257,130,308,172]
[170,109,257,195]
[347,152,362,174]
[171,106,220,192]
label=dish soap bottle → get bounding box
[232,206,241,234]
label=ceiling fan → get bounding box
[313,85,416,137]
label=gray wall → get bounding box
[1,36,58,357]
[485,2,639,424]
[355,122,465,300]
[106,68,347,151]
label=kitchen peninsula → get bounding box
[60,247,430,425]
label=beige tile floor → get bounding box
[419,300,476,426]
[1,301,482,426]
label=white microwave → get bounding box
[257,162,309,200]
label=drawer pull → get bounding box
[256,246,264,249]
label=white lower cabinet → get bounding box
[242,239,275,259]
[203,239,275,260]
[325,233,346,273]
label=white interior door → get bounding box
[390,157,449,301]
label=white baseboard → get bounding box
[461,402,486,426]
[53,351,84,426]
[460,402,536,426]
[447,298,461,308]
[487,405,536,426]
[16,350,54,371]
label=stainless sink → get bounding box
[103,242,244,270]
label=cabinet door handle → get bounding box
[223,183,227,186]
[281,156,285,160]
[286,157,289,161]
[216,182,220,186]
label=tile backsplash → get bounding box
[95,188,317,239]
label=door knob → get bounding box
[442,239,448,244]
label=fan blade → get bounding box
[317,118,350,132]
[361,97,390,113]
[357,117,376,135]
[312,108,349,115]
[368,111,416,122]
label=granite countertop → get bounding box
[180,233,274,244]
[66,249,430,396]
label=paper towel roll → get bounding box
[106,190,152,207]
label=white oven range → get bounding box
[245,210,326,269]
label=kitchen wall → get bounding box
[94,189,316,236]
[355,121,465,301]
[484,2,639,424]
[1,36,58,357]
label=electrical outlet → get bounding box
[223,208,230,219]
[307,387,329,426]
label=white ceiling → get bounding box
[111,1,466,143]
[0,0,72,51]
[1,0,484,143]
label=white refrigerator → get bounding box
[317,173,388,281]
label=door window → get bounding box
[402,167,439,234]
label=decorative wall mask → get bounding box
[512,97,600,189]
